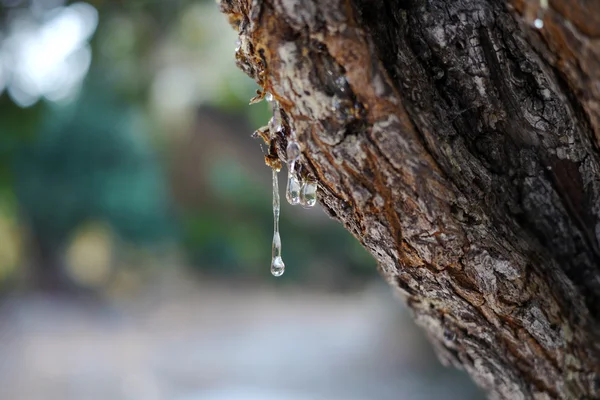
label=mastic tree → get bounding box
[219,0,600,398]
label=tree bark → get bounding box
[219,0,600,398]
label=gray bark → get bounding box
[219,0,600,398]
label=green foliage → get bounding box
[0,0,378,286]
[14,82,174,244]
[0,96,45,208]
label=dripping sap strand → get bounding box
[268,93,285,277]
[271,168,285,277]
[264,93,318,277]
[286,140,301,205]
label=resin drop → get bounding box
[271,168,285,276]
[285,139,302,206]
[271,233,285,277]
[525,0,547,29]
[286,140,301,163]
[286,172,301,205]
[271,256,285,277]
[269,104,282,135]
[300,180,318,208]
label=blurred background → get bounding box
[0,1,483,399]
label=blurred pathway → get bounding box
[0,276,482,400]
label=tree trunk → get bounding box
[219,0,600,398]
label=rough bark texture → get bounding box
[219,0,600,398]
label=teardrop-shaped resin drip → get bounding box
[300,180,318,209]
[525,0,547,29]
[271,256,285,277]
[271,233,285,277]
[286,140,301,163]
[266,93,282,134]
[286,165,301,205]
[272,169,280,228]
[271,168,285,276]
[272,106,282,133]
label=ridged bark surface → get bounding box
[219,1,600,398]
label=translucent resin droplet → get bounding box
[271,169,285,276]
[269,107,282,135]
[271,256,285,277]
[525,0,547,29]
[285,139,302,206]
[271,240,285,277]
[271,232,285,277]
[300,180,318,208]
[286,172,301,205]
[286,140,301,163]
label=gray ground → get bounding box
[0,274,482,400]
